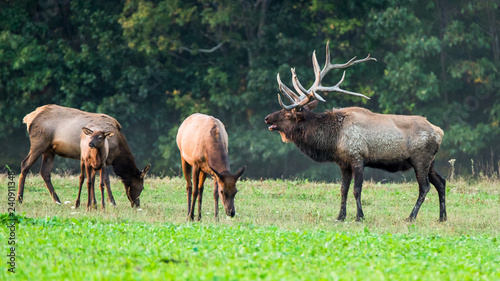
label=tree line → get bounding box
[0,0,499,181]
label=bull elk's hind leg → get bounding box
[408,164,432,222]
[181,157,193,220]
[17,144,49,203]
[40,151,61,204]
[429,164,447,222]
[197,171,207,221]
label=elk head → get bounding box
[210,165,246,217]
[82,127,114,148]
[125,163,151,208]
[265,42,376,139]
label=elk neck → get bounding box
[206,141,231,175]
[110,136,141,186]
[286,111,345,163]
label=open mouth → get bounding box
[268,125,277,131]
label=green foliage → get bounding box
[0,0,499,179]
[1,175,500,280]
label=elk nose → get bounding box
[89,143,95,148]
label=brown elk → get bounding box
[176,113,246,221]
[18,104,151,207]
[265,42,446,222]
[77,126,113,211]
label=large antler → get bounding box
[277,41,376,110]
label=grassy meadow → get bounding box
[1,173,500,280]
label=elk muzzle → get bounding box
[225,205,235,217]
[265,115,278,131]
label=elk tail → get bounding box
[23,105,49,132]
[431,125,444,145]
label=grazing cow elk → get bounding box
[176,113,246,221]
[77,126,113,211]
[18,104,151,207]
[265,42,446,222]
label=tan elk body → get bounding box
[77,126,113,211]
[265,43,446,222]
[18,104,150,207]
[176,113,246,221]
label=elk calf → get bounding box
[18,104,150,207]
[265,42,446,222]
[177,113,246,221]
[78,126,113,211]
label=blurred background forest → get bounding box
[1,0,499,181]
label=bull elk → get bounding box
[18,104,151,207]
[176,113,246,221]
[77,126,113,211]
[265,42,447,222]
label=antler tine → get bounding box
[306,41,375,100]
[277,73,306,110]
[315,71,371,100]
[277,93,299,110]
[290,68,309,101]
[274,42,375,110]
[277,73,299,103]
[323,54,377,77]
[291,69,309,96]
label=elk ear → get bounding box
[82,127,93,136]
[104,132,114,138]
[235,165,246,179]
[295,111,305,121]
[209,165,224,180]
[305,100,319,111]
[140,164,151,179]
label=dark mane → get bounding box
[286,111,344,163]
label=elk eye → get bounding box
[98,136,103,139]
[285,113,292,119]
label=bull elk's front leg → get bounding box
[337,167,352,221]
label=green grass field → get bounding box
[1,173,500,280]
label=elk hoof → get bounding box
[405,217,416,222]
